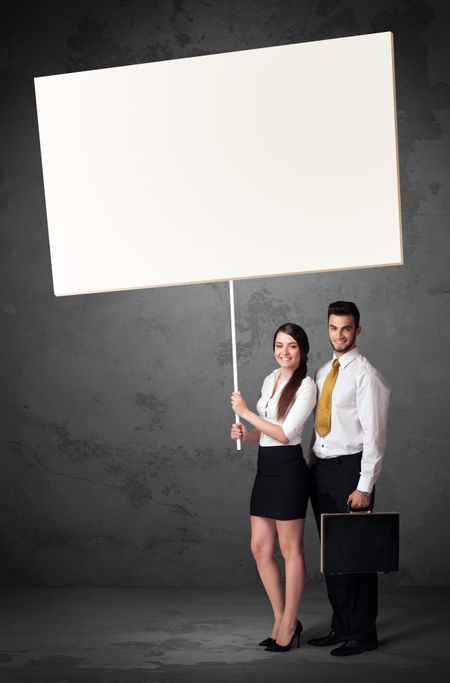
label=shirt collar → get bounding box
[274,368,290,383]
[332,346,360,369]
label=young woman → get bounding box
[230,323,316,652]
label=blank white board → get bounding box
[35,31,402,296]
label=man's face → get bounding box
[328,314,360,356]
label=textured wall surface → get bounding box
[1,0,449,587]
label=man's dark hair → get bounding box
[328,301,360,328]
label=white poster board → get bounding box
[35,31,402,297]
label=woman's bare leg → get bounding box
[275,518,306,645]
[250,515,284,638]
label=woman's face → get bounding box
[274,331,301,373]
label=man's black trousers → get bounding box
[310,452,378,642]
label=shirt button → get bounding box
[321,444,324,447]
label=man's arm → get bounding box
[348,370,390,508]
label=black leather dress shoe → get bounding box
[307,631,346,647]
[330,639,378,656]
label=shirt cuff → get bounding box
[357,474,375,494]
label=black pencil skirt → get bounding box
[250,445,310,520]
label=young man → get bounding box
[309,301,390,656]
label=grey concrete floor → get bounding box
[0,585,449,682]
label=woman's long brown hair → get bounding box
[273,323,310,420]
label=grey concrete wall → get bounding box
[1,0,449,586]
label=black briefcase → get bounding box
[320,509,400,575]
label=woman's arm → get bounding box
[279,379,317,442]
[230,422,261,443]
[231,392,290,444]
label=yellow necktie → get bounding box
[315,359,340,437]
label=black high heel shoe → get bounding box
[265,620,303,652]
[258,636,275,646]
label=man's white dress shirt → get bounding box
[257,370,316,447]
[312,347,390,493]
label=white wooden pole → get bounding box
[229,279,241,451]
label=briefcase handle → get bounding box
[346,502,372,514]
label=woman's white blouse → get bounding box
[256,370,317,447]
